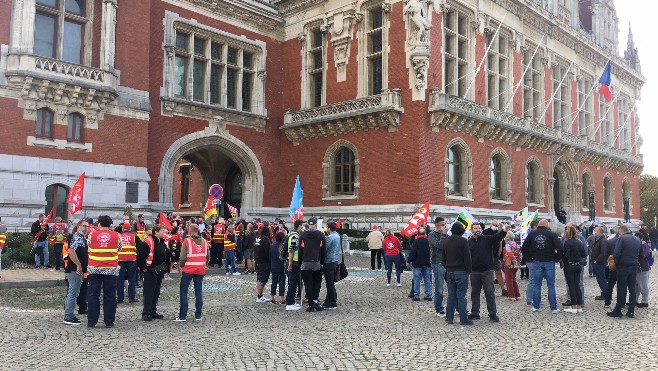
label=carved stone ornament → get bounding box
[297,32,307,43]
[257,70,267,80]
[382,2,392,13]
[327,9,357,82]
[412,58,428,91]
[404,0,432,46]
[432,0,450,12]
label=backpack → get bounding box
[279,241,288,262]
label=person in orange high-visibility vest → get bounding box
[50,217,68,271]
[210,217,225,268]
[224,223,240,275]
[134,214,147,242]
[137,224,169,322]
[174,223,209,322]
[117,223,139,304]
[86,215,122,328]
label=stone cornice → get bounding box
[489,0,646,89]
[275,0,328,15]
[428,90,643,175]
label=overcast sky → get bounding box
[614,2,655,176]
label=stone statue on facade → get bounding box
[404,0,432,44]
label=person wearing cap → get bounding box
[367,225,384,271]
[429,217,448,316]
[442,222,472,325]
[299,217,326,312]
[117,222,139,304]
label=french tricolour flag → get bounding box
[599,61,612,102]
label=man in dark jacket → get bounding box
[468,222,507,322]
[482,220,507,296]
[254,226,272,303]
[429,217,448,315]
[607,225,642,318]
[521,219,563,313]
[299,217,326,312]
[31,214,50,268]
[409,226,432,301]
[590,227,608,300]
[442,223,472,325]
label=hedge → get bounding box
[1,232,43,269]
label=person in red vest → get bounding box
[137,224,169,322]
[210,217,225,268]
[117,223,139,304]
[174,223,209,322]
[224,223,241,275]
[86,215,122,328]
[49,216,69,271]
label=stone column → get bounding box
[101,0,118,70]
[10,0,36,54]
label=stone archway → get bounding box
[550,159,579,223]
[157,122,264,216]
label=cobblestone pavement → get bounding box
[0,255,656,370]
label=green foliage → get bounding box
[349,239,370,251]
[640,174,658,226]
[123,205,134,222]
[1,232,38,268]
[338,228,369,238]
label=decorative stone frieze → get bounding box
[160,97,267,132]
[283,89,404,145]
[327,9,358,82]
[428,90,643,175]
[183,0,284,36]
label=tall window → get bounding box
[45,184,69,221]
[603,175,613,211]
[526,161,538,203]
[366,8,384,95]
[490,156,502,199]
[334,147,355,194]
[581,171,592,209]
[67,112,83,142]
[599,98,612,145]
[173,28,256,112]
[618,96,630,150]
[447,146,462,195]
[486,29,509,110]
[552,62,570,130]
[444,8,471,96]
[522,45,543,122]
[34,0,87,64]
[308,28,325,107]
[36,108,54,139]
[180,165,192,204]
[578,74,593,137]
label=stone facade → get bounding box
[0,0,645,230]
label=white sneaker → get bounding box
[233,272,241,276]
[256,297,270,303]
[173,317,186,322]
[532,307,540,312]
[286,304,301,311]
[195,317,203,321]
[387,283,391,287]
[226,272,232,275]
[577,308,583,313]
[164,275,173,281]
[397,283,402,287]
[552,309,561,314]
[564,308,577,314]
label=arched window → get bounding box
[526,157,544,205]
[67,113,84,142]
[447,146,462,195]
[323,140,359,199]
[581,170,593,209]
[622,178,632,216]
[334,147,355,194]
[490,156,502,199]
[445,138,472,199]
[36,108,54,138]
[45,184,69,221]
[603,175,614,211]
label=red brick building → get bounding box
[0,0,644,230]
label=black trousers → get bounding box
[142,271,163,316]
[370,249,383,270]
[210,243,224,266]
[301,269,323,305]
[322,262,338,307]
[605,269,618,306]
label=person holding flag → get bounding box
[31,213,51,269]
[49,216,68,271]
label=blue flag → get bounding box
[289,176,304,221]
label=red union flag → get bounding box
[401,202,431,237]
[67,173,85,215]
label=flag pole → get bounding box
[590,81,626,139]
[463,11,508,99]
[539,60,575,126]
[565,58,611,132]
[608,100,637,146]
[503,34,545,113]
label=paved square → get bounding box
[0,255,655,370]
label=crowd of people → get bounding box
[21,211,655,327]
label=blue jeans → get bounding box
[179,272,203,320]
[432,263,446,313]
[270,271,286,297]
[525,262,534,304]
[384,254,401,284]
[531,261,558,311]
[613,265,638,313]
[117,261,137,302]
[446,271,469,323]
[592,263,608,295]
[413,267,432,299]
[64,272,84,320]
[87,274,118,327]
[34,241,49,266]
[651,240,658,252]
[225,249,237,273]
[285,264,301,305]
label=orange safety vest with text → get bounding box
[119,232,137,262]
[87,230,120,269]
[212,224,225,244]
[145,236,155,267]
[182,237,208,275]
[223,232,236,250]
